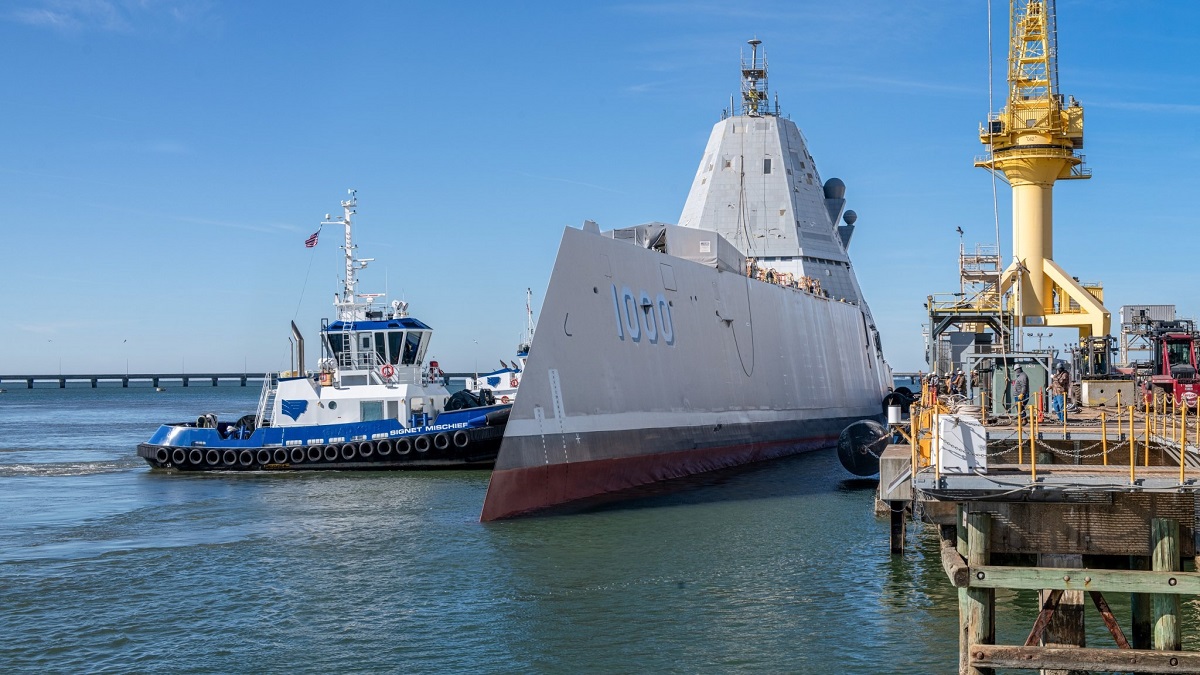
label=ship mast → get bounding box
[323,189,374,322]
[524,288,535,345]
[516,287,536,354]
[740,38,775,117]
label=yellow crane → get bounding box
[977,0,1110,339]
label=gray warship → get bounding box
[481,40,892,520]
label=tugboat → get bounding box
[464,288,536,404]
[137,190,509,471]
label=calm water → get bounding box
[2,386,1195,673]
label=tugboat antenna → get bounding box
[323,188,365,321]
[524,287,535,346]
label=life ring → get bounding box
[500,396,510,404]
[509,377,519,388]
[381,364,395,378]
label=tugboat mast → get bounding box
[322,189,374,322]
[520,287,535,352]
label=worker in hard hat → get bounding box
[1051,363,1070,422]
[950,369,966,397]
[1012,364,1029,421]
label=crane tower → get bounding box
[977,0,1110,339]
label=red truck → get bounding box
[1136,319,1200,409]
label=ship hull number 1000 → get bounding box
[611,284,675,346]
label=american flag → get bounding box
[304,230,319,248]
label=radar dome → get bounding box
[843,210,857,226]
[823,178,846,200]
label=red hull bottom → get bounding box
[480,435,835,521]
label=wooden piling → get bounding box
[957,505,970,675]
[961,509,994,675]
[889,503,906,555]
[1151,518,1181,652]
[1036,554,1085,675]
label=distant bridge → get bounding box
[0,373,268,388]
[0,371,481,389]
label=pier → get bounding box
[881,389,1200,673]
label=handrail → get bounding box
[255,372,277,428]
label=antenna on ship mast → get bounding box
[741,38,771,117]
[525,287,535,345]
[323,188,370,322]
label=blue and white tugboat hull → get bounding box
[137,406,509,471]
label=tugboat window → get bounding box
[361,400,383,421]
[328,333,348,365]
[387,332,404,365]
[374,332,388,366]
[401,331,421,365]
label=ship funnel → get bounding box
[291,321,305,376]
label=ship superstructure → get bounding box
[481,41,891,520]
[679,39,867,307]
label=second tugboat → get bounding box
[464,288,537,404]
[137,190,509,471]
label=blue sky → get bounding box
[2,1,1197,375]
